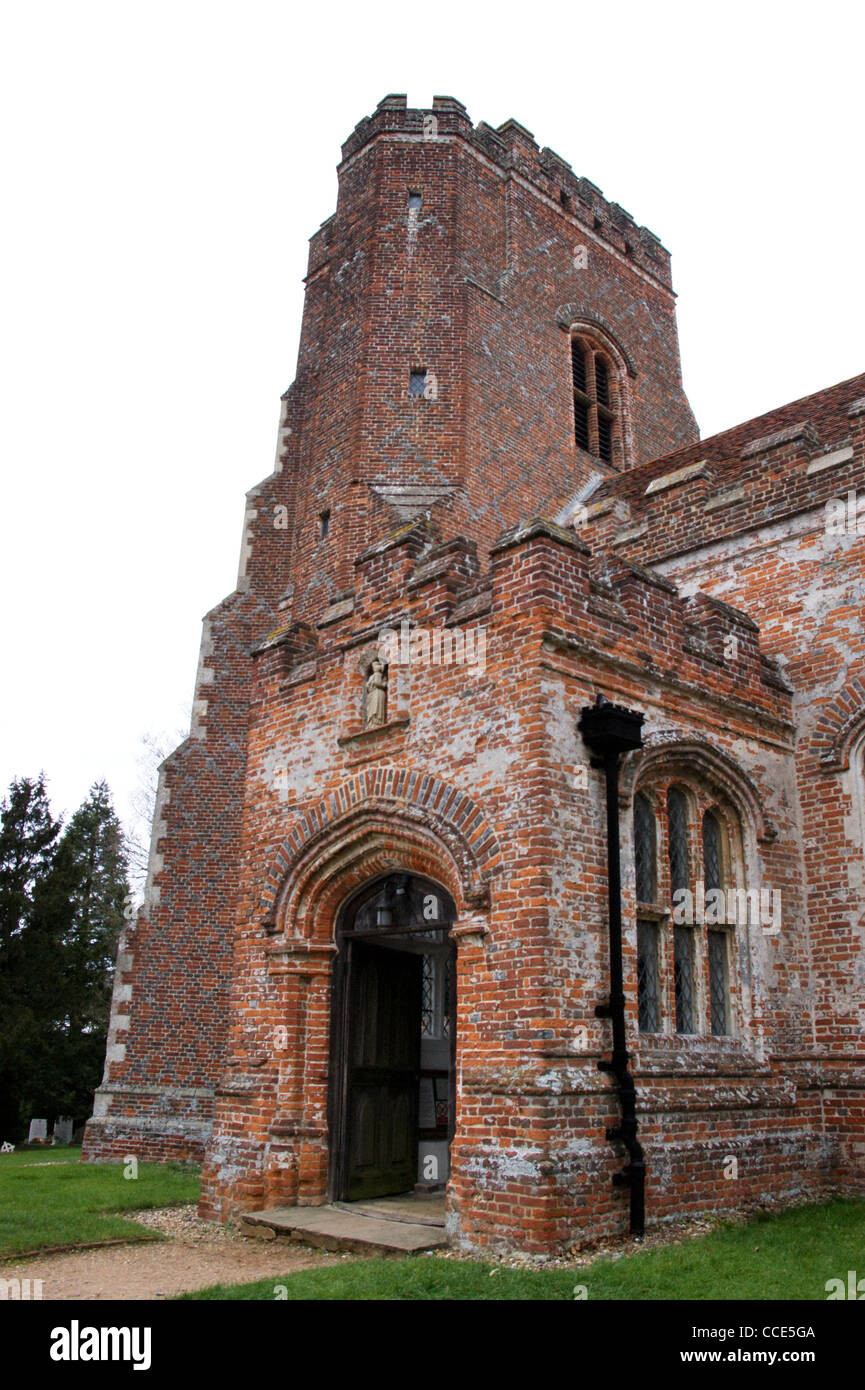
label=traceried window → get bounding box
[571,334,619,465]
[631,779,742,1038]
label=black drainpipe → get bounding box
[578,695,646,1237]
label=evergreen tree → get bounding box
[0,777,129,1140]
[0,775,62,1138]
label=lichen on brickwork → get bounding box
[83,95,865,1255]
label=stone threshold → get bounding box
[239,1193,447,1255]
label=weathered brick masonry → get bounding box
[84,95,864,1254]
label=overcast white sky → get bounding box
[1,0,863,847]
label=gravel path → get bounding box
[1,1205,347,1301]
[4,1192,820,1300]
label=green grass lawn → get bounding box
[0,1148,200,1259]
[3,1150,861,1301]
[181,1198,865,1301]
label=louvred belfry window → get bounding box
[571,339,590,450]
[570,335,618,464]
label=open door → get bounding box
[344,940,423,1201]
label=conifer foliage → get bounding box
[0,776,129,1140]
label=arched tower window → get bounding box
[570,333,620,465]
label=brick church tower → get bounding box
[84,96,865,1255]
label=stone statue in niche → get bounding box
[364,658,388,729]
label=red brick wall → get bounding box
[195,521,818,1250]
[589,376,865,1190]
[84,96,862,1252]
[243,94,698,632]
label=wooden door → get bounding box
[344,940,422,1201]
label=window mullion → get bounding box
[586,353,599,455]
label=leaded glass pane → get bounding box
[667,788,689,895]
[709,929,728,1035]
[421,955,434,1036]
[674,926,694,1033]
[634,793,656,904]
[703,812,722,892]
[351,874,448,934]
[637,920,660,1033]
[433,1072,449,1128]
[442,956,453,1039]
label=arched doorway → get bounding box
[328,872,456,1203]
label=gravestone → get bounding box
[28,1119,47,1144]
[53,1117,74,1144]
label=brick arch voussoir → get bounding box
[554,306,638,379]
[621,732,777,844]
[814,679,865,771]
[257,769,499,936]
[284,822,467,942]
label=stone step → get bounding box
[239,1203,448,1255]
[333,1194,446,1228]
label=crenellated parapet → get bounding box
[336,94,673,290]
